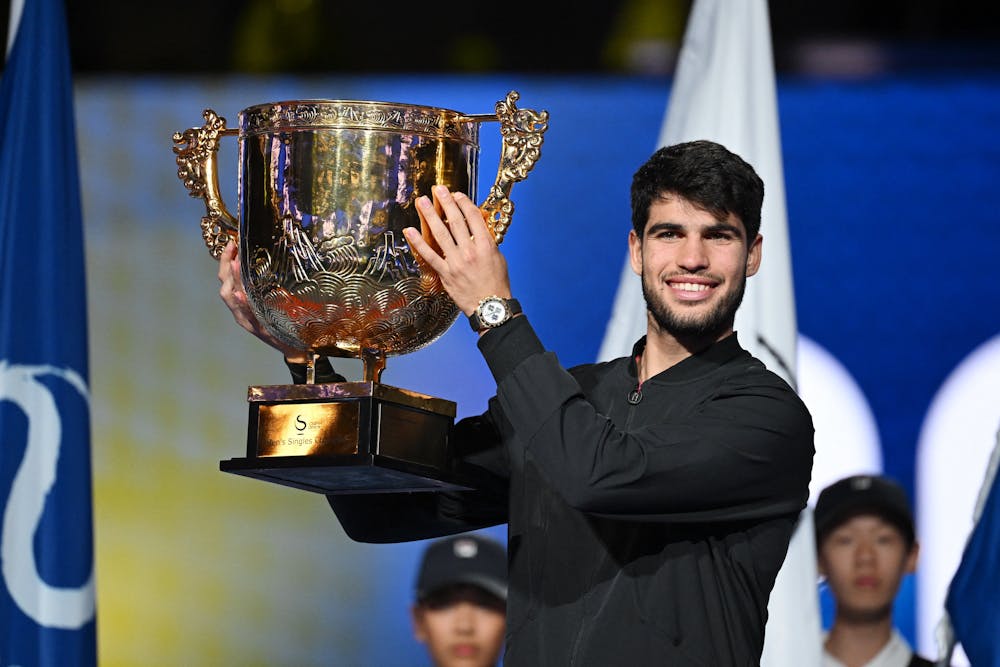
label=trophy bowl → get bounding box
[171,91,548,494]
[173,91,548,382]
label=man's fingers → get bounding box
[230,255,245,293]
[218,240,236,283]
[433,185,473,243]
[453,192,493,245]
[416,194,458,250]
[403,226,447,273]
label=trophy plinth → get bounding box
[172,91,548,494]
[220,382,469,494]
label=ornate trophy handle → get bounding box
[171,110,239,259]
[476,91,549,245]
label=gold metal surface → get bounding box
[479,91,549,244]
[172,92,548,379]
[172,111,239,259]
[247,381,457,417]
[256,401,361,457]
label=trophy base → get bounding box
[220,382,474,495]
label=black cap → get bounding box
[415,534,507,603]
[814,474,915,547]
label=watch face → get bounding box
[480,299,508,326]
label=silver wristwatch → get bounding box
[468,296,522,332]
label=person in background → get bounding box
[411,533,507,667]
[814,474,935,667]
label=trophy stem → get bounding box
[305,353,318,385]
[361,349,386,383]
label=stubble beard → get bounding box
[641,271,747,342]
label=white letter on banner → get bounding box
[0,362,95,629]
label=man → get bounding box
[219,140,815,664]
[814,474,935,667]
[411,534,507,667]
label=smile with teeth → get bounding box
[673,282,711,292]
[667,277,719,301]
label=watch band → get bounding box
[468,296,522,332]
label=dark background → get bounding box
[4,0,1000,76]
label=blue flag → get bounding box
[944,440,1000,667]
[0,0,98,664]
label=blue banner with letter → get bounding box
[0,0,98,664]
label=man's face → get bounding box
[412,586,506,667]
[628,195,761,343]
[818,514,919,624]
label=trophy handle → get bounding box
[469,91,549,245]
[172,110,240,259]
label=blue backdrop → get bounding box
[72,73,1000,664]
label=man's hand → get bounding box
[217,240,310,363]
[402,185,513,316]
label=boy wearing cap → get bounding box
[814,474,934,667]
[411,534,507,667]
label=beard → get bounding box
[641,271,747,341]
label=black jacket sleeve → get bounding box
[479,317,814,523]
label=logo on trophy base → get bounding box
[172,91,548,494]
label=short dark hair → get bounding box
[416,583,506,613]
[814,474,917,550]
[630,140,764,240]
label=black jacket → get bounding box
[327,317,815,666]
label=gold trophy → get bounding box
[172,91,547,494]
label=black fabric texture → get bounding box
[313,317,814,666]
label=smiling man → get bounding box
[626,146,763,371]
[218,139,815,665]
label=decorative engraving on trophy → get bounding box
[365,231,420,281]
[363,108,406,126]
[174,93,549,493]
[171,109,238,259]
[316,236,364,272]
[175,92,546,377]
[239,102,478,146]
[410,112,443,133]
[242,209,454,358]
[480,91,549,244]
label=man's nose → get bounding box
[677,237,709,271]
[452,604,476,633]
[854,541,876,564]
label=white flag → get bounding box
[597,1,821,664]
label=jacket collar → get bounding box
[629,332,747,384]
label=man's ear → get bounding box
[905,540,920,575]
[411,605,427,643]
[628,229,643,277]
[815,542,829,579]
[745,233,763,277]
